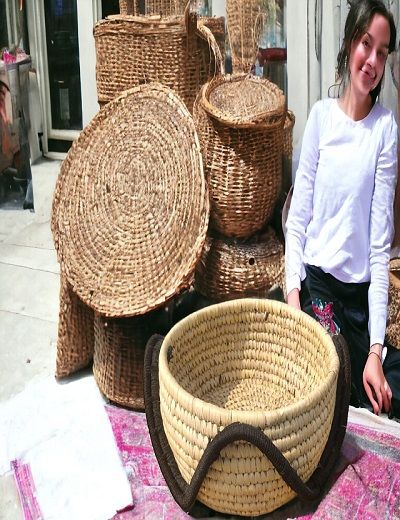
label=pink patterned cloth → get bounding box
[106,405,400,520]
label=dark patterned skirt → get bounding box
[300,264,400,419]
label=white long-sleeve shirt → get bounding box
[285,98,397,346]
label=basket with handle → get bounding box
[193,73,286,237]
[195,227,284,301]
[93,10,222,112]
[386,258,400,349]
[144,298,351,516]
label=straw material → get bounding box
[195,227,284,300]
[119,0,139,14]
[56,271,94,379]
[199,16,226,62]
[93,13,221,112]
[158,298,339,515]
[193,75,285,237]
[226,0,266,73]
[386,258,400,349]
[93,314,150,409]
[51,83,209,317]
[144,0,188,15]
[282,109,295,197]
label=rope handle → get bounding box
[144,332,351,513]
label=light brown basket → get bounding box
[386,258,400,349]
[198,16,226,62]
[155,298,340,515]
[195,227,284,300]
[119,0,139,14]
[93,12,222,112]
[226,0,266,73]
[193,74,285,237]
[56,271,94,379]
[51,83,209,317]
[93,314,150,409]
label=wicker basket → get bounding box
[199,16,226,62]
[119,0,139,14]
[195,227,284,300]
[51,83,209,317]
[386,258,400,349]
[56,271,94,379]
[193,74,285,237]
[282,110,295,196]
[145,298,350,516]
[94,13,222,112]
[226,0,266,73]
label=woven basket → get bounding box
[51,83,209,317]
[195,227,284,300]
[282,110,295,195]
[226,0,266,73]
[93,314,151,409]
[94,13,222,111]
[199,16,226,62]
[144,0,188,15]
[145,298,350,516]
[119,0,139,14]
[386,258,400,349]
[193,74,285,237]
[56,271,94,379]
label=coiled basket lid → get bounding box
[153,298,341,516]
[52,83,209,317]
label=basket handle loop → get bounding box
[144,332,351,513]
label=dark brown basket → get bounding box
[195,228,284,301]
[282,110,295,197]
[193,74,285,237]
[56,271,94,379]
[386,258,400,349]
[93,13,222,112]
[93,314,152,409]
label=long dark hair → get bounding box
[335,0,396,103]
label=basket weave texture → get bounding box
[56,272,94,379]
[119,0,139,14]
[199,16,226,61]
[386,258,400,349]
[93,314,151,409]
[195,228,284,300]
[194,74,285,237]
[158,298,339,515]
[93,14,221,111]
[51,83,209,317]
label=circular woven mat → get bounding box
[52,83,209,317]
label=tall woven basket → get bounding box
[195,227,284,300]
[56,271,94,379]
[119,0,139,14]
[193,74,286,237]
[145,299,350,516]
[94,13,222,111]
[386,258,400,349]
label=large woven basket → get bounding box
[51,83,209,317]
[386,258,400,349]
[194,74,285,237]
[56,271,94,379]
[145,299,350,516]
[195,227,284,300]
[94,13,222,112]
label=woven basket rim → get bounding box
[159,298,339,426]
[52,82,209,317]
[200,74,286,128]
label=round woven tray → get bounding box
[145,298,349,516]
[195,227,284,300]
[93,13,222,111]
[193,75,285,237]
[56,271,94,379]
[52,83,209,317]
[386,258,400,349]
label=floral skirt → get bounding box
[300,264,400,419]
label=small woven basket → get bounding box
[56,271,94,379]
[94,12,222,111]
[386,258,400,349]
[93,314,152,409]
[194,74,285,237]
[145,298,350,516]
[195,227,284,300]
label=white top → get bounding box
[285,98,397,346]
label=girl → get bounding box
[285,0,400,418]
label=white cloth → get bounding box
[0,375,132,520]
[285,98,398,345]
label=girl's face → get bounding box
[348,13,391,99]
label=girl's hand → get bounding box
[287,288,301,310]
[363,344,392,415]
